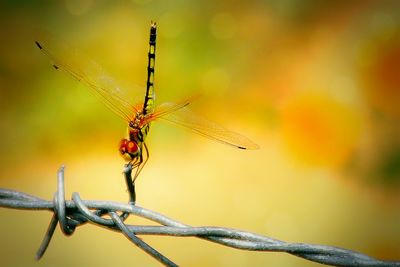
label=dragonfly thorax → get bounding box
[127,111,150,144]
[129,111,146,128]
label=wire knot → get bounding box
[36,165,135,261]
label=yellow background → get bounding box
[0,1,399,266]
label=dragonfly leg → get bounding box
[132,142,149,183]
[132,148,143,182]
[130,155,140,168]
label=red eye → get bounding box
[126,141,138,153]
[119,139,138,155]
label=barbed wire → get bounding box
[0,165,399,267]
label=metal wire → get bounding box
[0,166,399,267]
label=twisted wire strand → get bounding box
[0,166,399,267]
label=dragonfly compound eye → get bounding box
[119,139,139,161]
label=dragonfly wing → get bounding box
[146,97,193,122]
[35,33,141,121]
[155,103,259,150]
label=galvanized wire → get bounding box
[0,166,399,267]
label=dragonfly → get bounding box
[35,22,259,193]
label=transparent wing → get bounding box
[153,103,259,150]
[35,32,142,121]
[146,97,194,122]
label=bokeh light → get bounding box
[281,93,361,167]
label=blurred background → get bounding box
[0,0,399,266]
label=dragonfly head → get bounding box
[119,138,140,161]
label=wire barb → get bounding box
[0,167,399,267]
